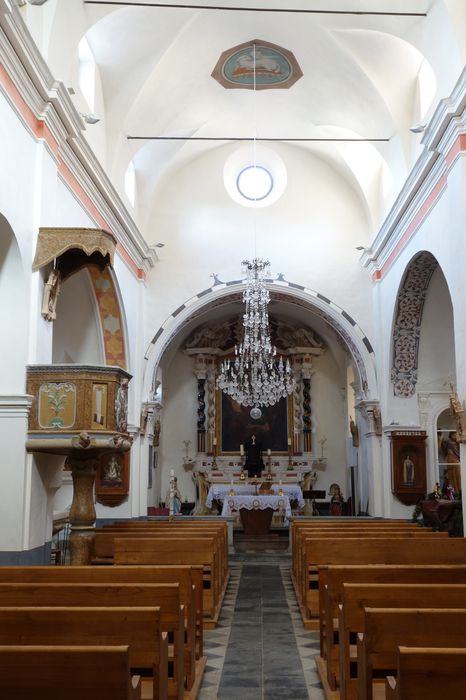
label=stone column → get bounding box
[356,399,383,516]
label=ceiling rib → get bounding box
[127,136,391,142]
[84,2,427,18]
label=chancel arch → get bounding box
[143,280,378,516]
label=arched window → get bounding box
[78,36,96,111]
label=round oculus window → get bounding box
[236,165,273,202]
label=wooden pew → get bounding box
[113,538,225,627]
[102,522,229,580]
[357,608,466,700]
[0,564,204,660]
[298,537,466,625]
[94,528,228,596]
[0,607,168,700]
[0,584,185,700]
[338,583,466,700]
[290,519,418,580]
[385,646,466,700]
[0,644,141,700]
[292,528,443,599]
[319,564,466,662]
[98,522,228,580]
[94,531,224,623]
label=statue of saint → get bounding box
[402,454,415,486]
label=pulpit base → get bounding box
[239,507,274,537]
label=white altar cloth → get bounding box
[207,484,304,509]
[221,494,292,520]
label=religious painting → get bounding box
[219,391,290,453]
[212,40,303,91]
[38,382,76,429]
[390,430,427,505]
[91,383,107,429]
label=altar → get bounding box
[206,483,304,509]
[221,494,292,536]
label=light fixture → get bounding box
[409,122,427,134]
[15,0,50,5]
[79,112,100,125]
[216,259,295,411]
[217,46,294,412]
[355,245,367,251]
[154,243,165,248]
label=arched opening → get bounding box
[0,214,28,394]
[143,282,376,517]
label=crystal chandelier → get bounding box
[217,259,295,408]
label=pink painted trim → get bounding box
[0,63,145,281]
[372,132,466,282]
[372,175,447,282]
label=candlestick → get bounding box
[240,444,244,456]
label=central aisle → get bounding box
[199,557,325,699]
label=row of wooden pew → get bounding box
[291,517,466,699]
[0,518,230,700]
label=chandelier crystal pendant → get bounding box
[217,259,295,408]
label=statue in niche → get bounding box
[402,454,415,486]
[103,455,122,484]
[41,268,62,322]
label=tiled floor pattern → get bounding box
[198,556,324,700]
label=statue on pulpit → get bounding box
[244,434,264,478]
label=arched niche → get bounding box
[391,251,440,398]
[52,265,127,368]
[52,268,104,365]
[0,214,28,394]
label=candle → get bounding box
[267,448,271,456]
[240,444,244,455]
[213,437,217,446]
[170,469,174,477]
[287,438,292,446]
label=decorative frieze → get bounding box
[391,252,438,397]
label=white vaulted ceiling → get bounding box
[36,1,466,243]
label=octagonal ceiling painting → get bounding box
[212,39,303,90]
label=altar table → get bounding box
[221,494,292,536]
[207,484,304,509]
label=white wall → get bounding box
[373,157,466,518]
[52,268,103,364]
[143,143,374,352]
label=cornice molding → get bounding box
[0,0,156,279]
[364,67,466,281]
